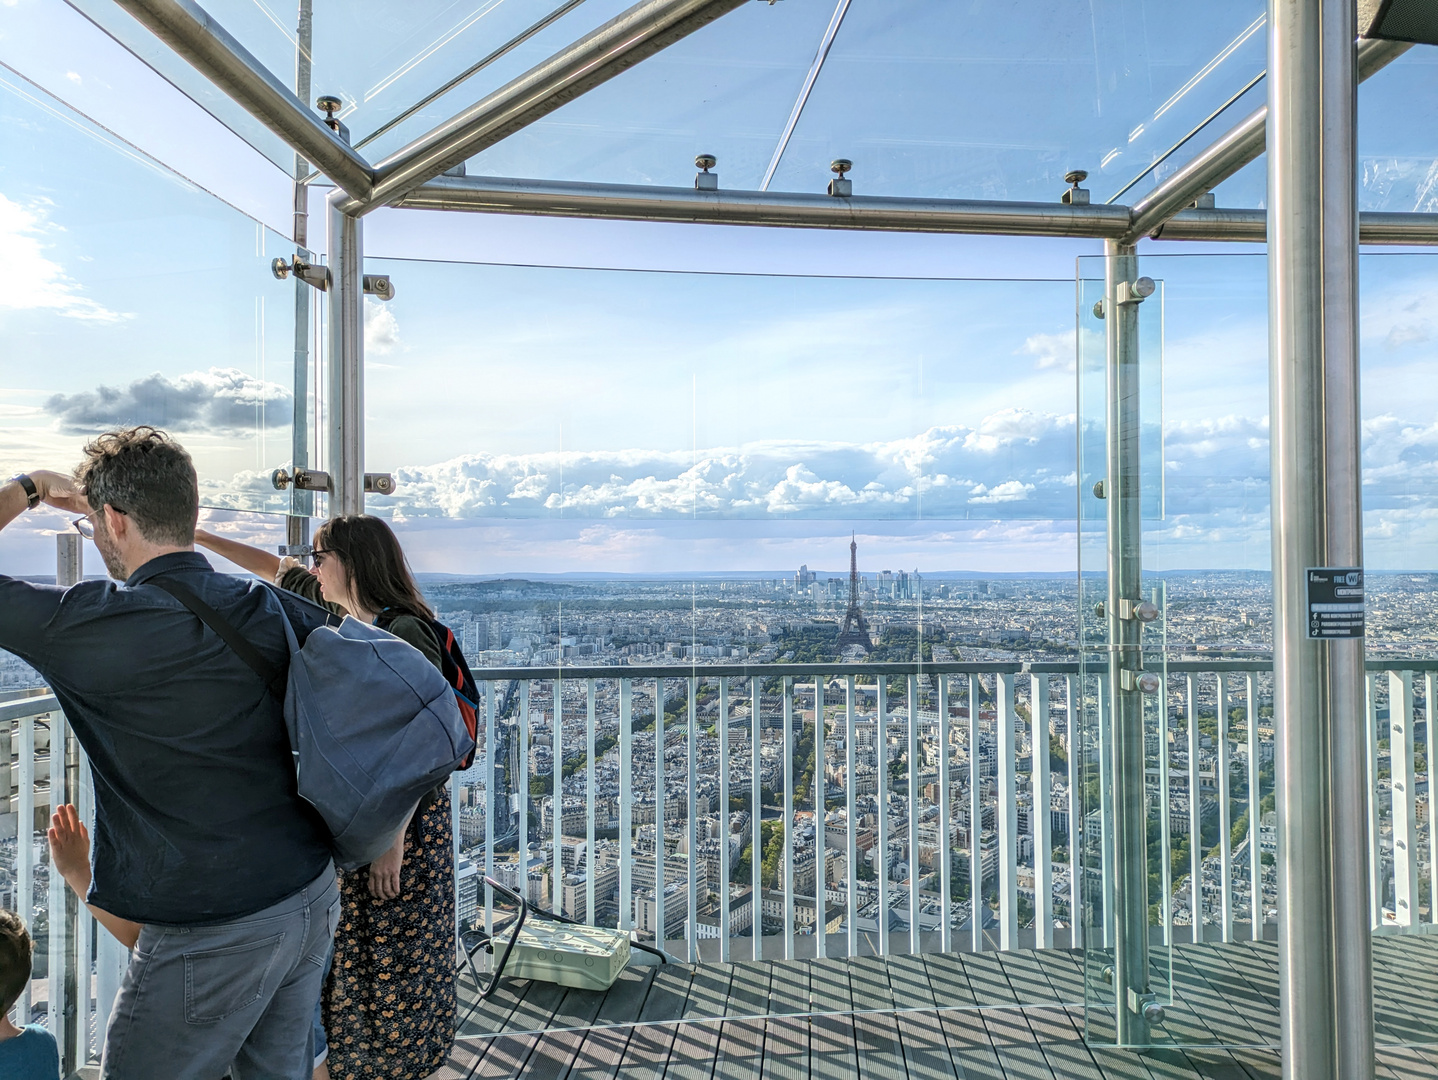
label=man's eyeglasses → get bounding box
[72,513,100,540]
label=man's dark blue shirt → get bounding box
[0,551,335,925]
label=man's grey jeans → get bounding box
[101,864,339,1080]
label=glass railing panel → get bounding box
[0,76,313,529]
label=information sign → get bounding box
[1305,567,1365,639]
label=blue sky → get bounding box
[1,0,1437,578]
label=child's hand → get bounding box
[48,804,92,894]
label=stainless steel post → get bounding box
[288,0,313,547]
[325,189,364,516]
[1104,238,1151,1045]
[1267,0,1371,1077]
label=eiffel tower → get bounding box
[835,533,873,652]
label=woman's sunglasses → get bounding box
[312,547,344,567]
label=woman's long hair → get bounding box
[313,515,434,621]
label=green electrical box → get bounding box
[501,921,632,991]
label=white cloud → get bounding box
[365,299,399,354]
[0,193,126,322]
[1018,329,1076,371]
[46,368,292,434]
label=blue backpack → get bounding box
[152,577,474,870]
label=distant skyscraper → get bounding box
[836,534,874,652]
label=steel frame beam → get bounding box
[395,173,1438,244]
[338,0,750,215]
[108,0,374,201]
[1121,35,1410,244]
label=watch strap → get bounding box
[10,474,39,509]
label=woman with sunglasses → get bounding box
[194,517,456,1080]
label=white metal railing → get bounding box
[2,692,128,1072]
[5,657,1433,1065]
[458,657,1437,963]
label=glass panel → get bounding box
[0,74,312,539]
[1076,253,1170,1046]
[358,256,1083,1029]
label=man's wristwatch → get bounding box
[9,474,40,509]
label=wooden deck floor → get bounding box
[427,936,1438,1080]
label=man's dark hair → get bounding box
[0,909,33,1014]
[76,427,198,546]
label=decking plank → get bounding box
[766,959,810,1016]
[887,952,937,1009]
[664,1021,723,1080]
[855,1009,914,1080]
[710,1017,766,1080]
[724,961,773,1019]
[514,986,611,1080]
[849,954,896,1012]
[934,1007,1006,1080]
[683,964,734,1022]
[1029,947,1087,1003]
[895,1009,962,1080]
[807,958,854,1015]
[760,1016,809,1080]
[995,948,1060,1005]
[568,1023,635,1080]
[1022,1006,1107,1080]
[979,1005,1062,1080]
[922,952,978,1009]
[959,951,1019,1007]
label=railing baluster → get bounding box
[1032,673,1052,949]
[1097,672,1114,949]
[18,711,34,1023]
[750,676,762,961]
[687,676,698,960]
[1247,672,1261,940]
[1218,674,1232,942]
[619,679,633,932]
[1187,674,1202,943]
[47,711,67,1054]
[907,674,920,954]
[782,676,794,959]
[656,677,667,952]
[77,751,94,1063]
[718,676,729,960]
[969,674,982,953]
[877,675,890,956]
[519,682,531,910]
[816,677,827,960]
[553,678,564,915]
[484,682,496,935]
[1366,672,1380,927]
[1428,672,1437,929]
[1065,674,1080,950]
[1157,673,1172,948]
[845,674,858,958]
[939,674,952,953]
[1390,670,1418,927]
[586,680,597,928]
[998,671,1017,951]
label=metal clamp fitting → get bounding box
[1127,987,1166,1024]
[1116,277,1156,305]
[272,255,331,291]
[364,473,396,495]
[1120,669,1162,694]
[272,467,331,492]
[362,274,395,300]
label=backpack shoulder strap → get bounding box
[149,576,287,700]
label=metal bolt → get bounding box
[1135,600,1160,623]
[1142,1001,1166,1024]
[271,257,293,281]
[831,159,852,177]
[1092,479,1106,499]
[1137,671,1162,695]
[316,95,342,118]
[695,154,716,172]
[1092,299,1105,319]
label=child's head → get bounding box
[0,910,33,1016]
